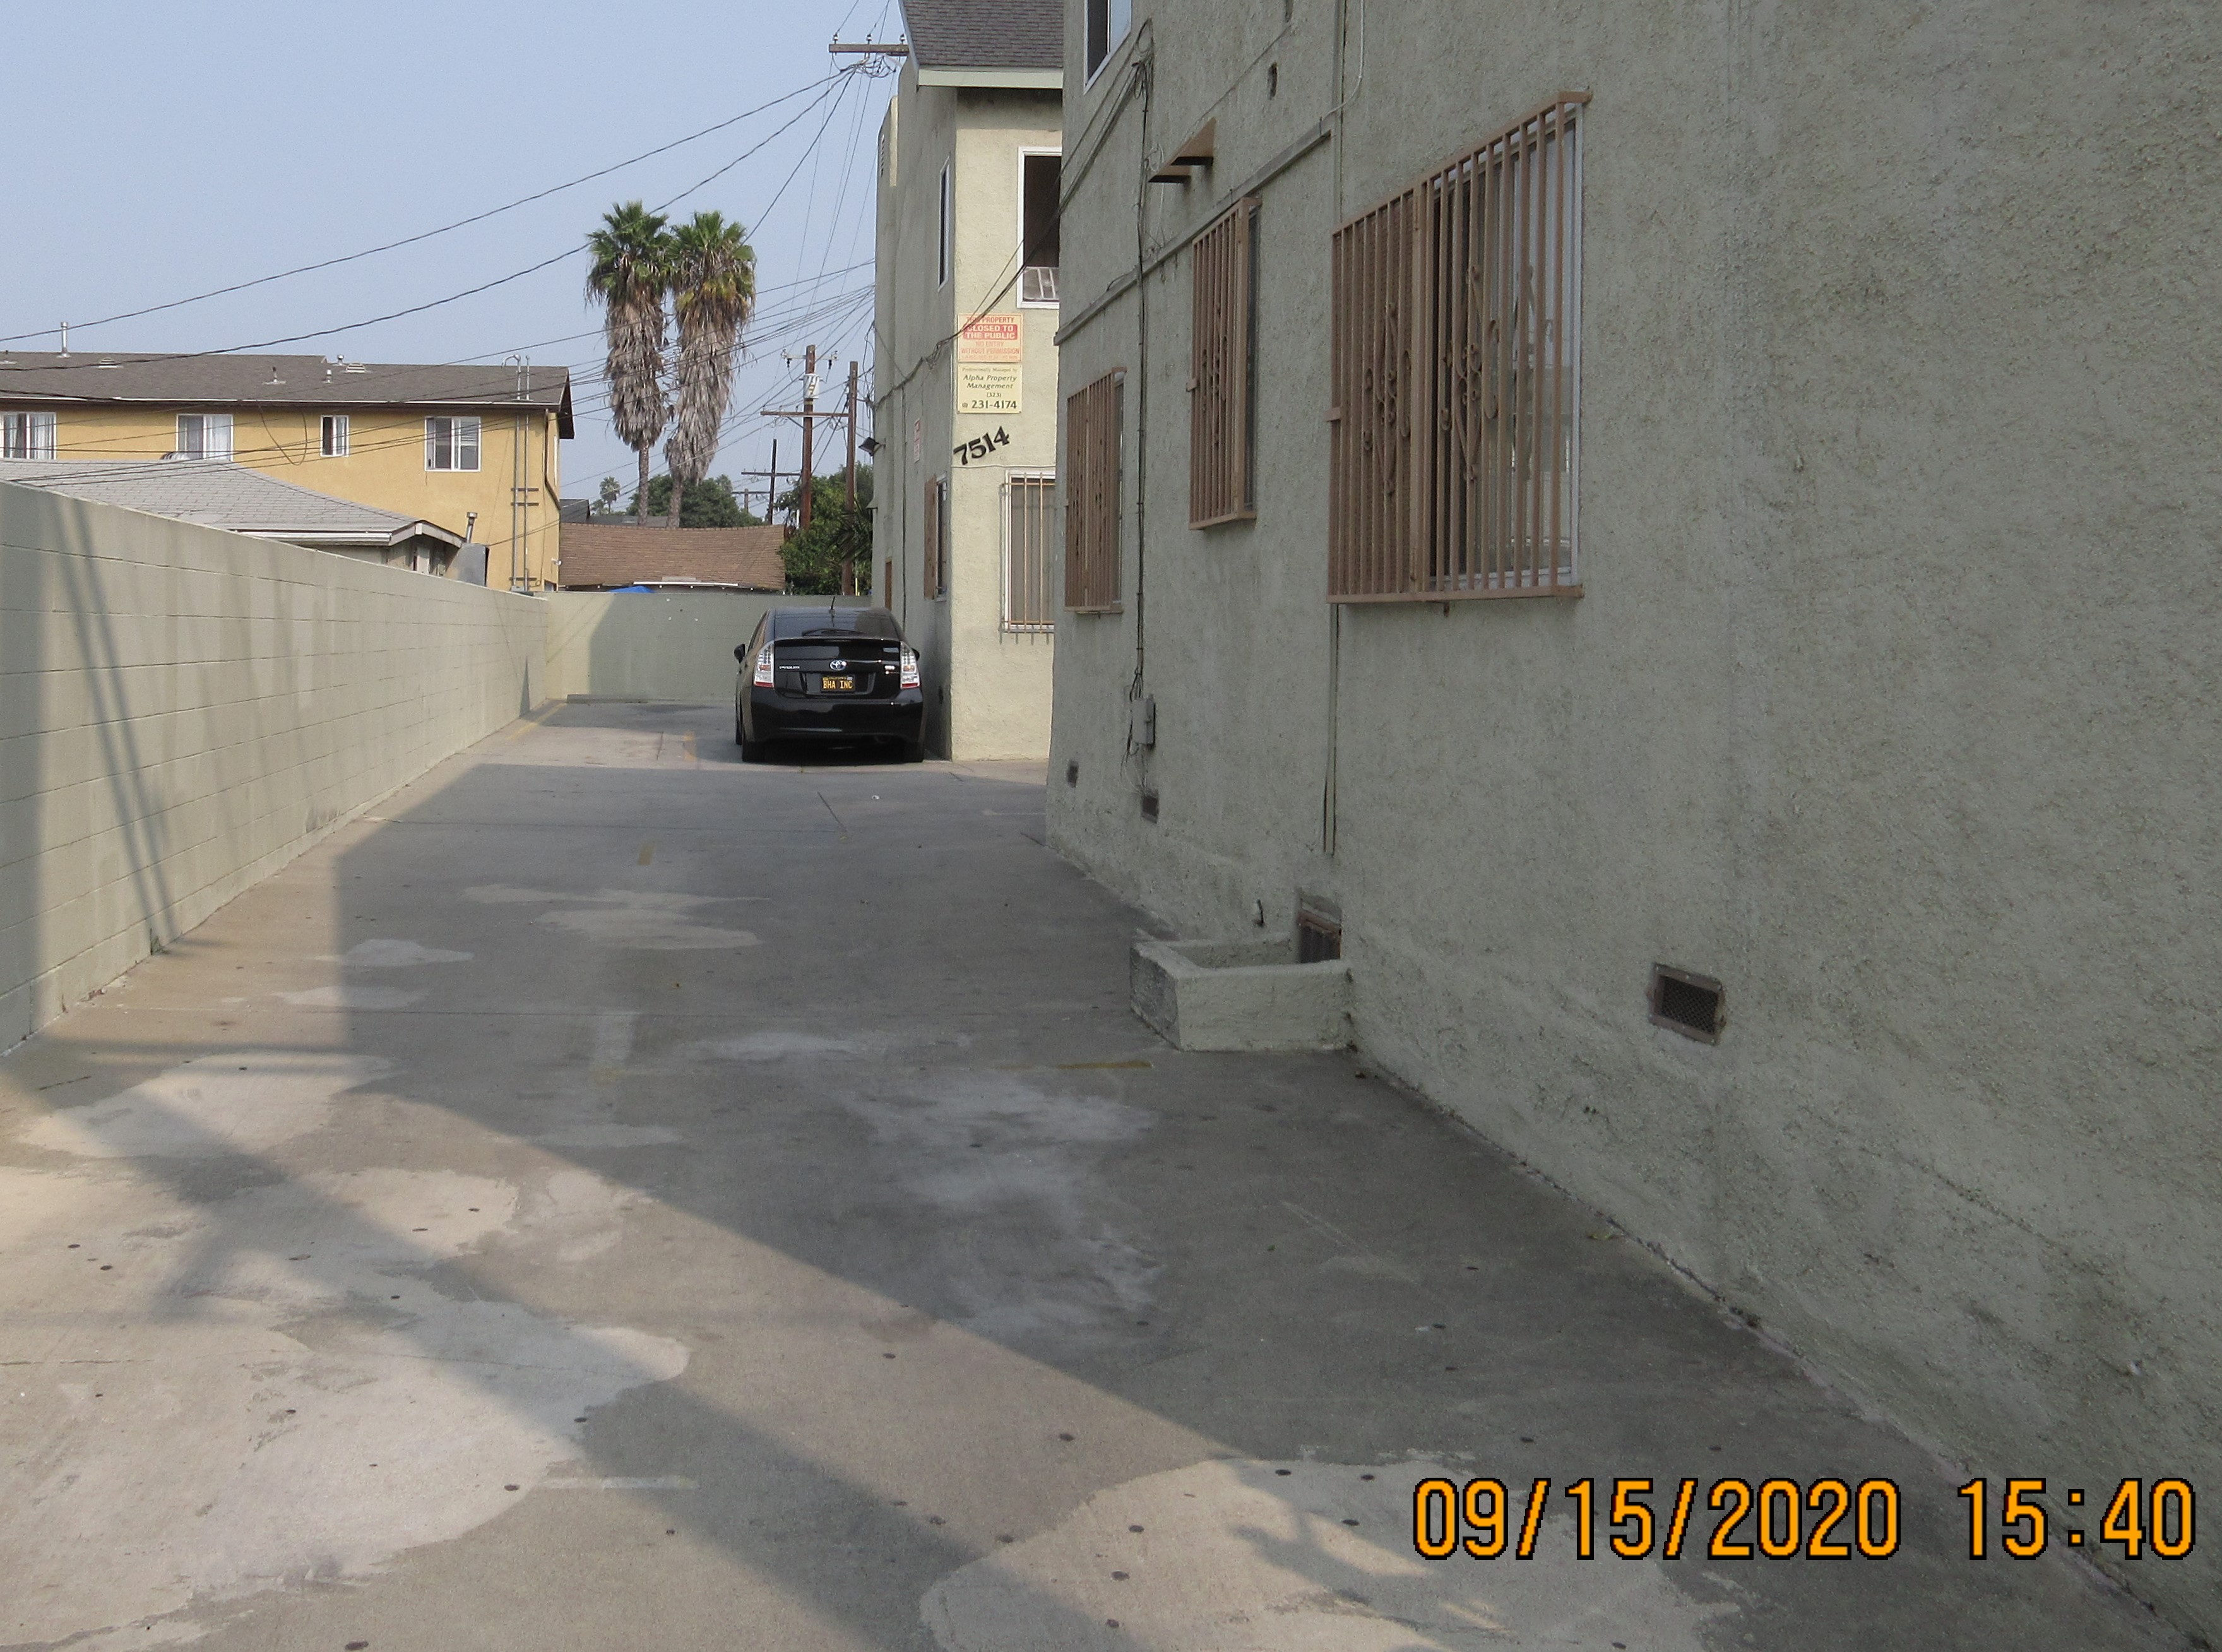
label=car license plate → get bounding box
[821,675,855,692]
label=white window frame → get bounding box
[2,410,57,460]
[425,415,481,473]
[1084,0,1133,86]
[1017,148,1062,307]
[175,413,234,461]
[1002,469,1057,632]
[936,161,953,289]
[320,413,350,457]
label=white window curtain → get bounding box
[425,416,481,472]
[176,413,233,460]
[3,411,57,460]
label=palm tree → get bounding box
[586,201,672,526]
[662,211,756,528]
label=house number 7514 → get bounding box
[953,427,1012,466]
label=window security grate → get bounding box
[1329,95,1584,601]
[1064,371,1124,610]
[1190,198,1259,527]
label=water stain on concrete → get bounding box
[845,1075,1158,1345]
[0,1060,689,1646]
[689,1031,868,1062]
[463,886,761,951]
[325,939,474,968]
[17,1053,391,1159]
[276,985,427,1011]
[922,1458,1737,1651]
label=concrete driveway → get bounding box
[0,703,2187,1651]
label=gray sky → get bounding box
[0,0,901,508]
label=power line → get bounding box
[0,76,848,348]
[0,74,858,379]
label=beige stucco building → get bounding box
[0,352,571,590]
[1046,0,2221,1637]
[870,0,1063,760]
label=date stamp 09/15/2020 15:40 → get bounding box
[1413,1475,2197,1564]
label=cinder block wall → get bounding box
[0,482,547,1047]
[545,591,794,706]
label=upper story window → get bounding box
[1085,0,1133,83]
[2,411,57,460]
[320,414,350,457]
[1190,198,1259,526]
[425,415,481,472]
[175,413,234,460]
[1329,95,1584,600]
[937,162,953,288]
[1064,369,1124,611]
[1019,151,1062,306]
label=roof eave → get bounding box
[915,66,1062,89]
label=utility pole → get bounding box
[734,438,783,524]
[799,344,819,539]
[761,354,851,541]
[843,359,860,597]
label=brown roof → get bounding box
[558,523,788,591]
[0,352,574,436]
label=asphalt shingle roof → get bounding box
[0,352,571,418]
[899,0,1063,71]
[1,458,455,542]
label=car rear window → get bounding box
[771,607,901,640]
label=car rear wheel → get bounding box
[900,738,926,764]
[740,739,769,764]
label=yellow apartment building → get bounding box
[0,351,572,589]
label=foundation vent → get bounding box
[1296,907,1343,964]
[1140,789,1160,823]
[1649,965,1724,1043]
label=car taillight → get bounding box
[900,646,920,689]
[753,646,776,687]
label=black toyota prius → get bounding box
[735,605,925,763]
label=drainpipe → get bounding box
[1126,43,1156,758]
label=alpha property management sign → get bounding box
[957,313,1023,415]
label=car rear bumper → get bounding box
[742,687,925,743]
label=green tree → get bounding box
[586,201,672,526]
[776,468,874,596]
[595,476,621,516]
[624,473,760,528]
[662,211,756,528]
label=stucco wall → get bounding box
[0,482,545,1050]
[872,69,1061,761]
[545,591,797,706]
[1047,0,2222,1635]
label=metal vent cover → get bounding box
[1649,965,1724,1043]
[1140,790,1160,823]
[1296,906,1343,963]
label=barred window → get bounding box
[1190,197,1258,528]
[1064,370,1123,611]
[923,474,948,599]
[1004,472,1056,631]
[1329,95,1584,601]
